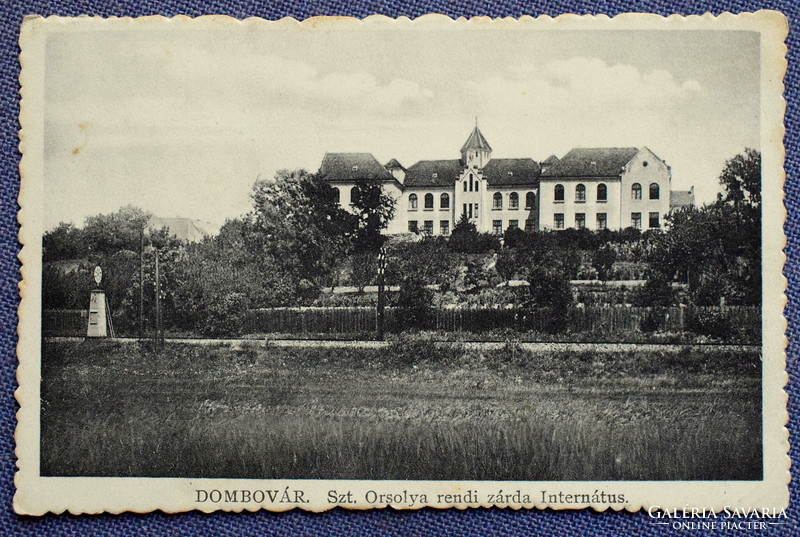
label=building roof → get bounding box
[404,160,464,187]
[542,147,639,178]
[384,158,405,171]
[670,190,695,210]
[541,154,559,165]
[482,158,541,186]
[148,216,219,243]
[319,153,396,183]
[460,126,492,152]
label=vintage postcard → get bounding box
[16,12,788,515]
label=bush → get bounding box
[200,292,251,336]
[448,216,501,254]
[631,271,674,307]
[395,277,434,331]
[685,309,734,340]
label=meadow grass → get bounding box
[40,339,761,480]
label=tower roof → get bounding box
[460,125,492,153]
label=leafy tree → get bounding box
[448,214,501,254]
[631,270,674,307]
[251,170,356,288]
[350,252,376,292]
[83,205,152,256]
[719,148,761,208]
[495,247,525,285]
[502,226,527,249]
[349,180,397,253]
[43,223,86,262]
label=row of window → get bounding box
[491,191,536,210]
[409,220,450,235]
[409,192,450,210]
[409,191,538,211]
[552,182,659,203]
[409,219,539,236]
[552,212,660,230]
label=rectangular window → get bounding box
[474,203,479,217]
[468,204,473,219]
[508,219,519,229]
[649,212,660,228]
[463,203,468,218]
[575,213,586,230]
[554,213,565,230]
[440,220,450,236]
[492,220,503,235]
[525,219,536,232]
[408,221,418,233]
[631,212,642,229]
[597,213,607,230]
[423,220,434,235]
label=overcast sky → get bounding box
[43,24,760,229]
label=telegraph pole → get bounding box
[139,228,144,340]
[376,246,386,340]
[154,248,161,348]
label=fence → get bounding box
[43,305,761,339]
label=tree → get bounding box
[82,205,152,256]
[349,180,397,253]
[448,214,501,254]
[495,247,525,285]
[643,149,761,307]
[719,148,761,208]
[43,223,86,262]
[250,170,356,289]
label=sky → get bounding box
[42,24,761,230]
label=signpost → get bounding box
[86,266,113,338]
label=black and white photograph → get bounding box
[15,13,788,514]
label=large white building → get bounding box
[318,126,693,236]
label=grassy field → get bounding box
[40,338,762,480]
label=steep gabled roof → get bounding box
[319,153,395,182]
[482,158,541,187]
[670,190,695,210]
[148,216,219,243]
[542,147,639,178]
[404,160,464,187]
[541,154,559,165]
[385,158,405,171]
[460,126,492,152]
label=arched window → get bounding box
[649,182,660,200]
[409,193,418,210]
[440,193,450,209]
[631,183,642,200]
[493,192,503,209]
[554,184,565,201]
[469,174,474,192]
[350,186,359,204]
[597,183,607,202]
[575,184,586,202]
[331,187,340,204]
[525,191,535,209]
[509,192,519,209]
[424,193,434,210]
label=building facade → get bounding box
[318,126,693,236]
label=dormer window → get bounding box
[352,165,358,171]
[507,171,513,176]
[432,173,438,179]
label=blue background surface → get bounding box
[0,1,796,535]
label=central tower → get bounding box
[460,123,492,169]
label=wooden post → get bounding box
[154,249,161,348]
[376,247,386,340]
[139,229,144,340]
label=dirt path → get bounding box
[47,336,758,353]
